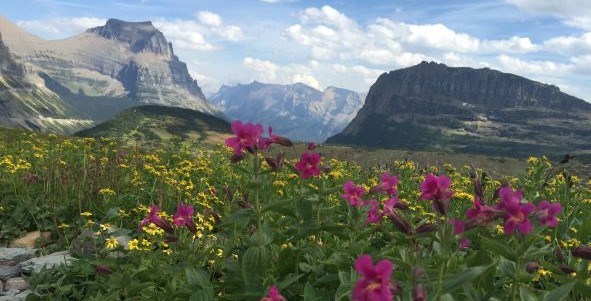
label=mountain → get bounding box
[209,81,365,142]
[75,105,231,147]
[0,32,93,133]
[0,16,219,133]
[327,61,591,157]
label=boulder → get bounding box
[20,251,74,274]
[0,248,36,263]
[9,231,51,249]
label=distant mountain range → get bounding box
[327,61,591,157]
[210,81,365,142]
[0,16,218,134]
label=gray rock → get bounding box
[0,289,30,301]
[20,251,74,274]
[69,229,100,258]
[0,262,21,280]
[0,248,36,263]
[3,277,28,292]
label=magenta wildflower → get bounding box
[420,174,454,215]
[307,142,317,150]
[452,219,470,250]
[465,197,501,228]
[496,186,523,210]
[382,197,399,215]
[261,285,287,301]
[342,181,366,207]
[258,127,293,151]
[294,151,321,179]
[370,173,399,196]
[225,120,264,155]
[173,203,198,234]
[534,200,562,227]
[139,205,173,234]
[353,255,397,301]
[364,200,383,224]
[412,284,427,301]
[503,201,535,235]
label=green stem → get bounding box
[253,155,263,246]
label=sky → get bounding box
[2,0,591,101]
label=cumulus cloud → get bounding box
[543,32,591,55]
[243,57,279,82]
[17,17,106,37]
[154,12,242,51]
[506,0,591,29]
[196,11,222,27]
[285,5,540,70]
[496,55,573,75]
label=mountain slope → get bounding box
[0,16,220,132]
[209,81,364,142]
[0,32,92,133]
[327,61,591,157]
[75,105,231,146]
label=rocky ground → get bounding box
[0,232,75,301]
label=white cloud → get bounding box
[496,55,573,75]
[544,32,591,55]
[285,5,539,70]
[243,57,279,82]
[506,0,591,29]
[154,12,243,51]
[292,74,320,89]
[196,11,222,27]
[17,17,106,37]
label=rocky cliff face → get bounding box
[209,81,364,142]
[0,16,219,134]
[327,61,591,157]
[0,33,92,133]
[87,19,173,56]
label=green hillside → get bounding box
[75,105,231,147]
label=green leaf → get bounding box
[241,246,269,289]
[277,273,305,289]
[304,282,318,301]
[224,208,255,225]
[543,282,575,301]
[480,237,517,261]
[334,284,352,301]
[261,198,293,214]
[519,286,540,301]
[442,265,491,294]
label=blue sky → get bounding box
[2,0,591,101]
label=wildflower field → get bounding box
[1,123,591,301]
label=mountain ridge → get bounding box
[327,61,591,157]
[209,81,365,142]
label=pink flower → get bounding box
[420,174,454,201]
[382,197,399,215]
[342,181,366,207]
[452,219,470,250]
[534,201,562,227]
[261,285,287,301]
[420,174,454,215]
[294,151,321,179]
[370,173,399,196]
[225,121,264,155]
[364,200,383,224]
[353,255,396,301]
[139,205,173,234]
[503,201,535,235]
[465,197,501,228]
[496,186,523,210]
[258,127,293,151]
[173,203,198,234]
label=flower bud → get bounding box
[415,223,437,234]
[572,246,591,260]
[386,211,413,236]
[525,261,539,273]
[412,284,427,301]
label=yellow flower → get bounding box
[143,223,164,236]
[128,239,140,251]
[141,239,151,249]
[98,188,116,196]
[105,237,119,250]
[57,223,69,229]
[163,249,173,255]
[80,211,93,217]
[100,223,110,231]
[215,248,224,258]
